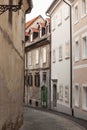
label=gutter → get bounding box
[23,0,33,104]
[25,0,33,14]
[63,0,73,116]
[46,13,51,109]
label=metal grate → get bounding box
[0,4,21,15]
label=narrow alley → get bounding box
[20,107,86,130]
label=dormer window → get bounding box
[42,27,45,36]
[33,32,38,39]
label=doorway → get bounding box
[53,84,57,107]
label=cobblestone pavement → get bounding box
[20,107,86,130]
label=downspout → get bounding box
[63,0,73,115]
[23,0,33,105]
[46,13,52,110]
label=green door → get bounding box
[41,85,47,107]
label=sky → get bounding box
[26,0,53,22]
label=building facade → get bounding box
[46,0,72,115]
[0,0,32,130]
[72,0,87,120]
[25,16,51,108]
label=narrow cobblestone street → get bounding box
[20,107,86,130]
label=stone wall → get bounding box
[0,1,24,129]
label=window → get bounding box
[58,10,62,26]
[35,73,40,87]
[42,27,45,36]
[8,0,13,25]
[74,5,78,23]
[65,42,70,59]
[82,85,87,111]
[74,84,79,107]
[52,17,55,31]
[59,84,63,101]
[30,33,33,42]
[42,72,46,82]
[28,74,33,86]
[27,52,32,66]
[59,46,62,61]
[33,32,38,39]
[43,47,46,63]
[64,5,70,20]
[65,86,69,103]
[82,36,87,59]
[53,50,56,62]
[82,0,86,16]
[36,50,39,64]
[75,40,79,61]
[25,54,27,68]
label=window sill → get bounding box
[74,20,79,25]
[81,13,87,19]
[59,58,62,61]
[35,63,39,65]
[43,62,46,64]
[64,16,69,21]
[53,61,56,63]
[82,57,87,60]
[74,58,79,62]
[58,22,62,26]
[65,56,70,60]
[82,106,87,112]
[74,104,79,108]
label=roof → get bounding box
[25,15,44,29]
[25,32,30,36]
[31,28,39,32]
[46,0,74,15]
[46,18,50,23]
[25,16,39,29]
[40,22,45,28]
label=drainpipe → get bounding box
[63,0,73,116]
[46,13,52,110]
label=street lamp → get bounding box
[0,0,22,15]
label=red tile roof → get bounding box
[31,28,39,32]
[46,18,50,23]
[25,16,39,29]
[25,32,30,36]
[40,22,45,27]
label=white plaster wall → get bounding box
[51,2,71,107]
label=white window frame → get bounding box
[30,33,33,42]
[65,85,69,103]
[36,50,39,64]
[75,38,79,62]
[81,0,87,18]
[74,84,79,107]
[64,5,70,20]
[59,45,62,61]
[65,42,70,59]
[40,28,42,38]
[52,16,55,31]
[74,3,79,24]
[43,47,46,63]
[25,54,27,68]
[82,33,87,59]
[53,49,56,63]
[58,10,62,26]
[82,84,87,111]
[27,52,32,66]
